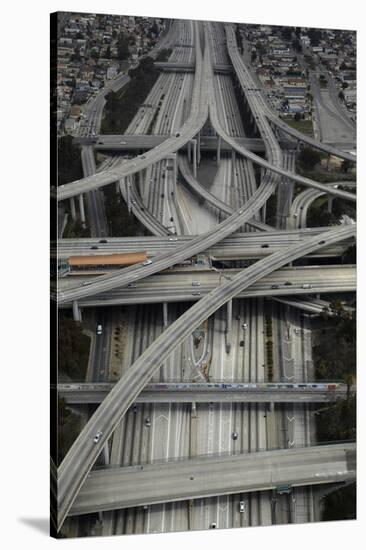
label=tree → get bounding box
[251,50,257,63]
[90,48,99,60]
[338,90,345,102]
[341,159,351,173]
[105,45,111,59]
[117,33,129,60]
[298,147,322,170]
[281,26,292,40]
[294,112,302,121]
[342,81,349,89]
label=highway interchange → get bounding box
[55,18,356,537]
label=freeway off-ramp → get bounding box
[69,443,356,516]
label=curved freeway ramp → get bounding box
[56,223,355,530]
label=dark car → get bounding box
[284,281,292,286]
[90,246,98,250]
[99,239,107,243]
[261,244,269,248]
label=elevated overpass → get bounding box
[56,229,352,260]
[57,265,356,308]
[58,382,351,405]
[74,134,266,153]
[69,443,356,516]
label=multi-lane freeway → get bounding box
[55,17,357,537]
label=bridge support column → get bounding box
[72,300,82,322]
[197,132,201,165]
[78,193,86,227]
[326,154,331,171]
[327,196,334,213]
[163,302,168,328]
[231,150,236,186]
[115,180,120,194]
[103,441,110,465]
[167,154,177,198]
[191,139,197,178]
[70,197,77,221]
[225,300,232,353]
[217,136,221,164]
[187,140,191,163]
[126,177,132,213]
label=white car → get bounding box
[96,324,103,335]
[93,431,103,444]
[142,259,152,266]
[239,501,246,513]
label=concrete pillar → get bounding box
[78,193,86,226]
[115,180,120,194]
[103,442,110,465]
[226,299,232,334]
[326,154,331,171]
[327,196,334,213]
[191,139,197,179]
[163,302,168,328]
[72,300,81,322]
[231,150,236,186]
[187,140,191,163]
[217,136,221,164]
[127,177,132,213]
[197,132,201,165]
[262,202,267,224]
[70,197,77,221]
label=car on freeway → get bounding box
[145,417,151,427]
[294,328,300,334]
[239,501,246,513]
[271,284,279,289]
[141,155,146,159]
[99,239,108,243]
[90,246,98,250]
[169,237,178,241]
[175,132,180,137]
[96,324,103,335]
[302,283,313,289]
[284,281,292,286]
[192,281,200,286]
[120,141,127,144]
[142,259,152,266]
[232,432,238,440]
[261,244,269,248]
[82,281,92,286]
[318,240,326,245]
[93,431,103,444]
[210,523,217,529]
[242,323,248,330]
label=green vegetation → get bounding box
[315,300,356,380]
[307,191,356,228]
[282,116,314,137]
[101,56,161,134]
[57,135,83,186]
[155,48,172,61]
[298,147,322,170]
[58,318,90,381]
[63,218,89,238]
[322,483,356,521]
[103,186,141,236]
[316,396,356,442]
[58,398,82,463]
[314,301,356,443]
[265,315,274,381]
